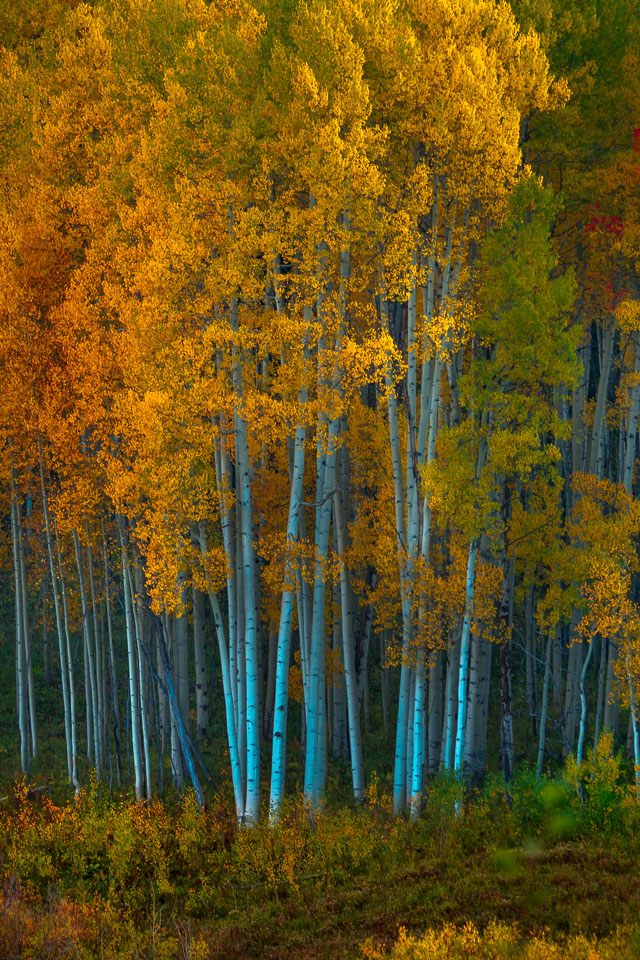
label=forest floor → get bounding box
[0,764,639,959]
[206,840,640,959]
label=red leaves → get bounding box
[633,127,640,152]
[584,212,623,237]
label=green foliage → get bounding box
[564,731,633,835]
[423,174,578,544]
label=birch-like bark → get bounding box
[263,622,277,741]
[198,523,245,821]
[155,617,204,808]
[334,481,364,802]
[525,585,538,739]
[269,305,309,820]
[594,635,607,752]
[381,630,390,740]
[213,412,240,750]
[563,633,583,755]
[603,639,620,738]
[427,648,443,773]
[463,629,492,783]
[587,323,614,477]
[73,530,101,781]
[117,517,144,801]
[86,531,104,773]
[54,515,79,793]
[269,366,307,818]
[17,495,37,760]
[442,630,460,770]
[10,484,29,774]
[577,636,595,767]
[128,557,152,799]
[626,648,640,798]
[380,291,413,814]
[39,442,75,786]
[571,330,590,477]
[622,334,640,492]
[43,575,53,685]
[537,630,554,778]
[454,542,476,774]
[332,591,348,758]
[304,217,348,811]
[175,568,190,737]
[102,525,122,788]
[192,584,209,741]
[229,290,260,825]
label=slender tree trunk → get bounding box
[442,630,460,770]
[525,585,538,739]
[175,568,190,733]
[54,515,79,792]
[604,639,620,738]
[86,532,104,775]
[73,530,101,781]
[577,637,595,766]
[118,517,144,801]
[454,541,476,774]
[229,291,260,824]
[10,482,29,774]
[332,594,348,758]
[268,310,309,820]
[463,628,492,783]
[587,323,614,477]
[381,630,391,740]
[594,635,607,751]
[263,621,277,741]
[102,525,122,789]
[537,630,554,778]
[43,574,53,685]
[17,498,37,761]
[155,618,204,808]
[39,442,75,786]
[427,648,443,774]
[563,635,583,756]
[198,523,245,820]
[334,481,364,802]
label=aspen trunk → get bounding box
[454,541,476,773]
[73,530,101,780]
[39,444,74,786]
[587,323,614,478]
[263,622,277,742]
[54,515,79,792]
[577,637,595,766]
[10,486,29,775]
[334,481,364,802]
[118,518,144,801]
[537,630,555,778]
[525,586,538,739]
[427,648,443,774]
[442,630,460,770]
[563,636,583,756]
[86,533,104,774]
[381,630,391,740]
[102,526,122,789]
[269,355,307,819]
[382,292,413,815]
[463,629,492,783]
[332,601,348,758]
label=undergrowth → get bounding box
[0,736,638,958]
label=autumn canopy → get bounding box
[1,0,639,823]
